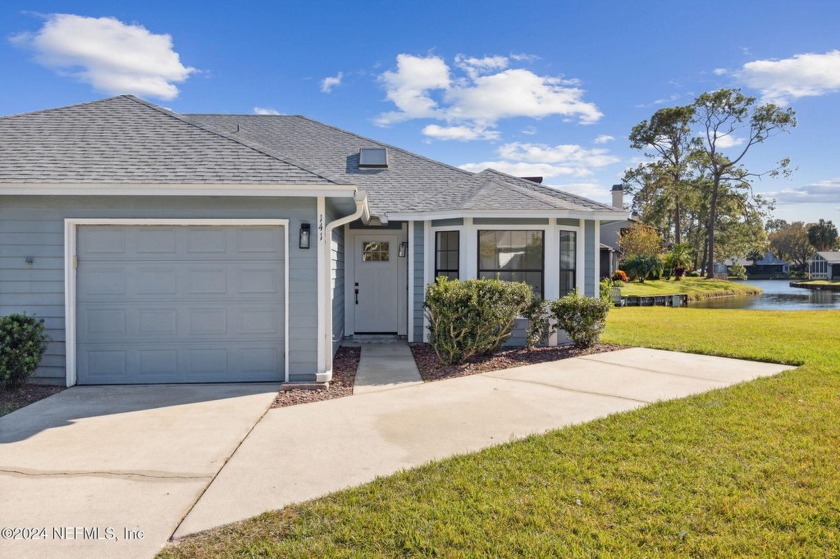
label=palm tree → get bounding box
[664,244,694,280]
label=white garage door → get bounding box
[75,225,285,384]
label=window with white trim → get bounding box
[559,230,577,296]
[478,230,544,297]
[435,231,459,280]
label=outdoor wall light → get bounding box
[398,241,407,257]
[299,223,311,249]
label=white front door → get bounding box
[354,235,399,333]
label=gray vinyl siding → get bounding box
[412,221,425,343]
[556,218,579,227]
[326,201,345,355]
[584,219,596,297]
[0,195,319,384]
[472,218,549,225]
[430,218,463,227]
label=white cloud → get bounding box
[510,53,540,63]
[454,54,509,78]
[422,124,499,141]
[498,142,620,168]
[253,106,280,115]
[520,126,537,135]
[376,54,451,125]
[11,13,195,100]
[735,50,840,104]
[461,142,619,179]
[713,134,745,149]
[594,134,614,144]
[376,53,602,132]
[320,72,343,93]
[713,68,728,76]
[768,178,840,204]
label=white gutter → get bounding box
[317,191,369,382]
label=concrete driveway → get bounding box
[175,348,793,538]
[0,384,278,559]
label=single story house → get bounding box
[717,252,791,277]
[0,96,624,387]
[809,252,840,279]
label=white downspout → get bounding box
[317,191,369,382]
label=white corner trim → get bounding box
[64,220,77,387]
[63,218,290,386]
[407,220,415,343]
[594,220,601,293]
[577,219,586,295]
[316,197,326,374]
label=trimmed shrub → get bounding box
[550,292,611,349]
[612,270,629,283]
[522,295,554,350]
[623,254,663,282]
[424,278,532,365]
[0,314,49,391]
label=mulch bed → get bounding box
[410,343,624,382]
[271,346,361,408]
[0,384,66,416]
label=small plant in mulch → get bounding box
[0,313,49,391]
[410,343,623,383]
[271,346,361,408]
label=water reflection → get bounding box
[691,280,840,311]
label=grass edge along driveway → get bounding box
[159,308,839,558]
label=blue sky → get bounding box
[2,1,839,223]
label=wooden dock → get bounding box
[615,294,689,307]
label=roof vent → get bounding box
[520,176,543,184]
[359,147,388,168]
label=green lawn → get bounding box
[619,277,761,301]
[160,309,840,558]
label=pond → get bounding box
[691,280,840,311]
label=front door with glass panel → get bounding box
[354,235,399,333]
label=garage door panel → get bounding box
[136,268,177,295]
[139,309,178,336]
[187,267,228,294]
[237,228,282,252]
[76,225,285,384]
[187,228,228,253]
[136,228,177,253]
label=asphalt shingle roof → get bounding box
[187,114,623,218]
[0,96,343,185]
[0,95,624,218]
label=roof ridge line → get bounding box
[0,95,129,121]
[124,96,351,185]
[483,172,569,208]
[482,168,621,212]
[251,114,477,179]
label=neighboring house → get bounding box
[0,96,624,387]
[718,252,791,276]
[808,252,840,279]
[744,252,790,276]
[599,185,629,278]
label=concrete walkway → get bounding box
[353,341,423,394]
[175,348,793,538]
[0,384,278,559]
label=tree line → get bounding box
[623,88,801,277]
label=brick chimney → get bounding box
[611,184,624,209]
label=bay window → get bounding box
[478,230,544,297]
